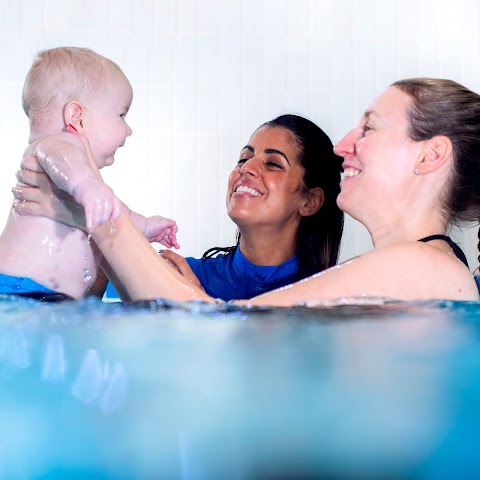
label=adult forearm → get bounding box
[92,212,214,303]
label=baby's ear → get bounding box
[63,101,85,134]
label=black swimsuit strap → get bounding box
[418,234,469,269]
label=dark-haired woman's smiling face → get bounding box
[226,126,308,232]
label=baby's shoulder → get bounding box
[24,132,84,157]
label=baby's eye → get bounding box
[120,113,127,118]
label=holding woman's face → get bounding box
[226,126,311,232]
[334,87,426,224]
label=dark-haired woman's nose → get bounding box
[240,157,259,176]
[333,129,357,158]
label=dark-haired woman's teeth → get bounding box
[236,185,261,196]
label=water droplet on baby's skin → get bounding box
[83,268,92,282]
[11,200,22,217]
[86,233,92,244]
[110,222,116,234]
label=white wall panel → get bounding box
[0,0,478,268]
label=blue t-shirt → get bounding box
[185,248,301,301]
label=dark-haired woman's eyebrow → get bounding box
[265,148,290,165]
[242,145,254,153]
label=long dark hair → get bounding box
[203,114,344,278]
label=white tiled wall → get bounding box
[0,0,479,267]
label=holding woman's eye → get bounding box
[362,124,372,136]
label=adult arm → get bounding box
[74,219,480,304]
[15,179,478,303]
[91,212,211,303]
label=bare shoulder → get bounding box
[360,241,478,300]
[247,240,479,307]
[24,132,84,157]
[371,241,466,270]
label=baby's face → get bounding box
[82,70,133,169]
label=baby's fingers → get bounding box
[168,227,180,249]
[163,224,180,249]
[158,234,172,248]
[158,229,180,249]
[170,234,180,250]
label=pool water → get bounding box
[1,295,480,479]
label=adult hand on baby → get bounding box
[13,156,88,230]
[160,250,203,290]
[144,216,180,249]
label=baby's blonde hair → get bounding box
[22,46,124,132]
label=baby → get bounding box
[0,47,178,299]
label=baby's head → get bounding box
[23,47,133,167]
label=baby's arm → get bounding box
[122,203,180,249]
[24,132,122,231]
[144,215,179,248]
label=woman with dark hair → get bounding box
[161,114,344,300]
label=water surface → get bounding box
[1,296,480,479]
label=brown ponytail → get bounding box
[476,226,480,274]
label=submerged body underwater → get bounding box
[1,295,480,479]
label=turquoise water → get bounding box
[1,296,480,479]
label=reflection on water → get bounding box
[71,349,103,405]
[4,325,31,370]
[42,334,67,383]
[1,295,480,479]
[70,348,128,413]
[98,361,127,414]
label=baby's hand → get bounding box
[72,179,123,232]
[144,216,180,249]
